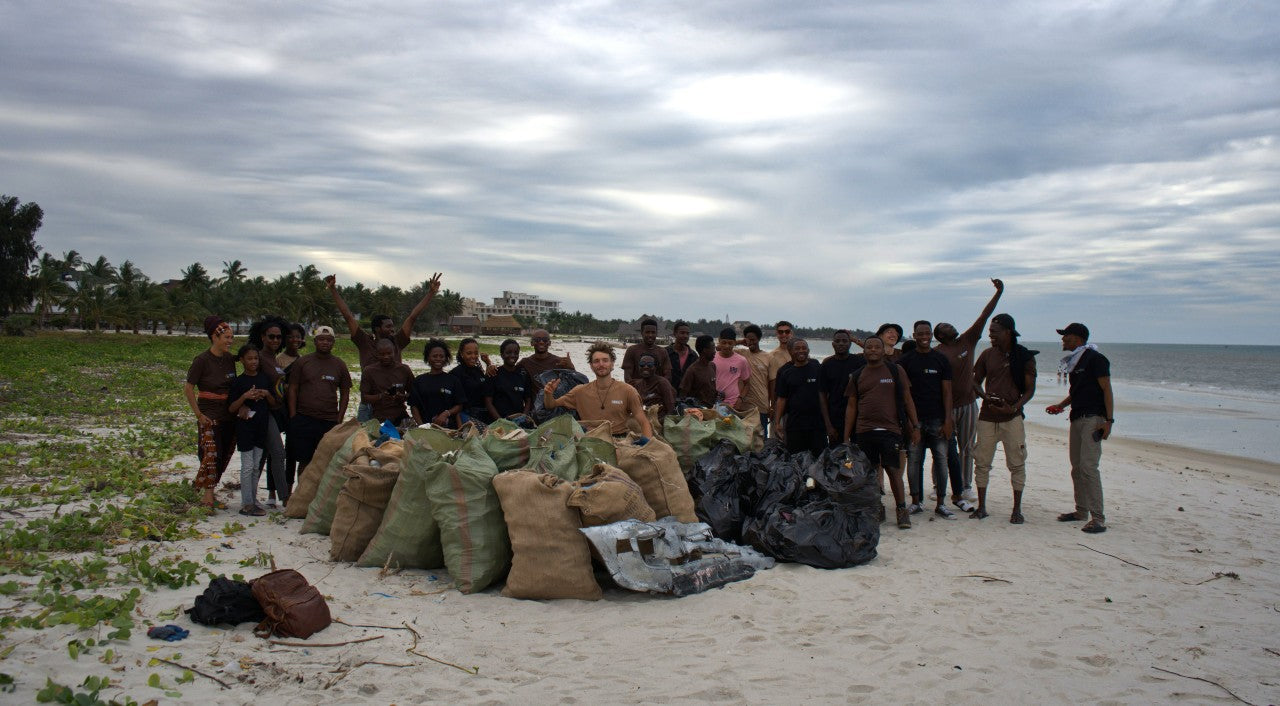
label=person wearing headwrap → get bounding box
[183,315,238,511]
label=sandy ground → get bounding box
[4,337,1279,704]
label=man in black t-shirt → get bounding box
[899,321,957,519]
[775,339,826,456]
[1046,323,1113,534]
[820,330,862,447]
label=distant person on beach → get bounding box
[360,338,413,426]
[632,352,677,417]
[971,313,1037,524]
[489,339,534,419]
[184,315,238,512]
[1046,322,1112,534]
[843,336,921,529]
[514,329,575,380]
[737,324,773,435]
[410,339,465,428]
[666,321,697,392]
[899,321,957,519]
[935,278,1003,506]
[775,339,827,456]
[287,326,352,486]
[623,318,672,383]
[714,327,751,409]
[228,343,280,516]
[679,335,719,407]
[820,330,860,447]
[767,321,795,436]
[542,342,654,437]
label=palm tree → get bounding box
[30,253,71,328]
[113,260,147,332]
[69,284,120,332]
[179,262,212,312]
[221,259,247,285]
[135,281,168,334]
[82,255,118,288]
[294,265,328,326]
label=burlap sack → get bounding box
[424,438,509,594]
[300,441,388,536]
[493,471,601,601]
[287,421,373,519]
[362,440,405,464]
[329,461,401,562]
[612,436,697,522]
[357,439,444,570]
[567,463,656,526]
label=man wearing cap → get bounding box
[1046,323,1113,534]
[971,313,1037,524]
[287,325,352,495]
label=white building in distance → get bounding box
[462,291,561,323]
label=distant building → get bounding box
[480,314,522,336]
[448,315,481,334]
[462,291,560,323]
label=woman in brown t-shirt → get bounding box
[543,342,654,437]
[183,315,237,511]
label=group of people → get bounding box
[183,275,1114,536]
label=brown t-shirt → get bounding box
[935,330,982,407]
[845,362,910,435]
[186,350,237,421]
[622,342,672,383]
[737,347,771,414]
[973,347,1035,422]
[360,362,414,421]
[258,348,287,383]
[557,380,643,435]
[353,328,410,370]
[679,359,718,406]
[767,346,791,383]
[518,352,575,382]
[631,375,676,416]
[291,353,353,422]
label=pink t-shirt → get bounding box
[714,352,751,406]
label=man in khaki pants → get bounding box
[1046,323,1113,534]
[971,314,1037,524]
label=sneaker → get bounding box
[935,505,956,520]
[896,507,912,529]
[907,502,924,515]
[1057,511,1083,522]
[962,488,978,502]
[1081,521,1107,534]
[265,498,278,509]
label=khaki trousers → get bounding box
[974,417,1027,491]
[1069,415,1106,524]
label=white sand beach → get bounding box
[4,337,1278,704]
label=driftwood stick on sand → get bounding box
[1077,543,1150,570]
[268,635,383,648]
[152,657,231,690]
[958,574,1012,584]
[1151,666,1256,706]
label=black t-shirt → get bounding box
[229,371,276,451]
[452,364,492,416]
[1068,349,1111,420]
[897,347,953,421]
[491,366,534,418]
[820,355,862,425]
[775,361,824,431]
[409,372,467,428]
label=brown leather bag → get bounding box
[250,569,331,639]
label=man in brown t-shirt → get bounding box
[736,324,773,435]
[326,272,441,369]
[622,318,672,383]
[287,326,353,479]
[843,336,921,529]
[971,312,1036,524]
[515,329,576,382]
[934,278,1003,502]
[766,321,795,425]
[360,339,413,424]
[543,342,652,437]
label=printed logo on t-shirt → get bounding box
[441,388,454,396]
[959,350,969,359]
[321,375,336,382]
[513,386,525,393]
[806,377,817,384]
[878,377,893,384]
[730,366,740,374]
[611,399,623,405]
[224,373,235,380]
[924,368,939,375]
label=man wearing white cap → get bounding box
[1046,322,1113,534]
[286,325,352,497]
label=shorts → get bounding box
[856,430,902,470]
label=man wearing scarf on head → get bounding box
[1046,323,1113,534]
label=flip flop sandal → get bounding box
[969,508,989,520]
[954,499,977,513]
[1010,512,1025,524]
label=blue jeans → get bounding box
[908,418,954,503]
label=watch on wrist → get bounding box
[1105,418,1115,423]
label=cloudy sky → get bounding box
[3,1,1278,344]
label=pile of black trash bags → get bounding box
[686,440,881,569]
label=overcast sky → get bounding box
[4,1,1278,344]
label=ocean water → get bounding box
[764,339,1280,464]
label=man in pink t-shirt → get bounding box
[714,328,751,408]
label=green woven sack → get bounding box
[532,414,584,449]
[404,426,465,453]
[661,413,751,471]
[573,436,617,479]
[424,438,509,594]
[531,442,579,482]
[479,420,533,471]
[286,419,376,519]
[357,439,445,569]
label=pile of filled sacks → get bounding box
[283,416,724,600]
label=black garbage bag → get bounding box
[186,576,265,626]
[804,443,880,511]
[753,500,879,569]
[745,441,808,514]
[531,369,590,424]
[689,439,749,541]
